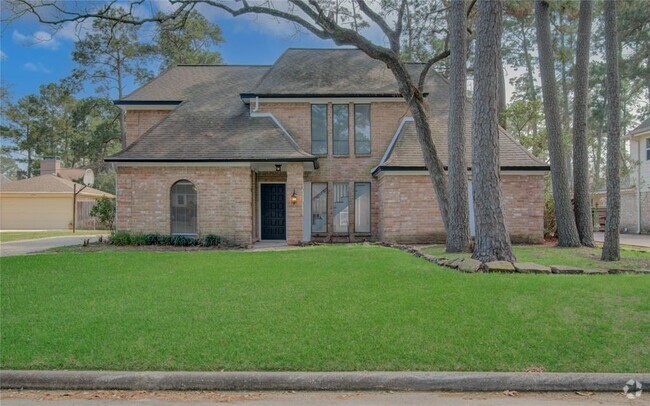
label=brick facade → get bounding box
[116,165,253,244]
[116,101,546,245]
[125,110,170,146]
[259,101,407,240]
[377,173,545,244]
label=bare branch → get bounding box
[418,49,450,91]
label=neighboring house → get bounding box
[595,117,650,233]
[0,160,114,230]
[107,48,549,245]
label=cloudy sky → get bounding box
[1,3,343,101]
[1,1,520,104]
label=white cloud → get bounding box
[0,50,7,60]
[23,62,50,73]
[12,29,61,50]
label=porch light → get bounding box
[275,164,282,172]
[291,189,298,205]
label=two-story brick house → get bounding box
[106,48,549,245]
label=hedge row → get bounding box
[109,232,238,247]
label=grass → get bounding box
[1,245,648,372]
[0,230,107,243]
[423,245,650,271]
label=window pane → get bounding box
[355,183,371,233]
[333,183,349,233]
[647,138,650,160]
[355,104,371,154]
[311,183,327,233]
[311,104,328,155]
[332,104,349,155]
[171,181,197,235]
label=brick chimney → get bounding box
[40,158,61,176]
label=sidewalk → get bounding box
[593,232,650,248]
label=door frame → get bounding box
[257,181,287,241]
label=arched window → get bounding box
[170,180,197,235]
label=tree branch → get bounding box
[418,49,450,91]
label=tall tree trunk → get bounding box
[498,56,507,130]
[601,0,621,261]
[117,58,127,149]
[520,20,539,138]
[558,13,574,186]
[535,0,581,247]
[572,0,595,247]
[471,0,515,263]
[27,148,32,178]
[445,0,470,253]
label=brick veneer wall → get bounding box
[377,173,545,244]
[259,101,409,240]
[116,165,253,244]
[286,163,304,245]
[125,110,170,146]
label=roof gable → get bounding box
[0,174,114,197]
[108,66,315,163]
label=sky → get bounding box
[0,1,520,105]
[0,6,345,102]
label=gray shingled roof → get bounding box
[247,48,426,96]
[375,65,548,172]
[628,116,650,137]
[378,122,548,171]
[109,49,546,169]
[0,174,114,197]
[107,66,316,162]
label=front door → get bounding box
[261,184,286,240]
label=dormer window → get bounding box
[646,138,650,161]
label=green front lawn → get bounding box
[423,245,650,271]
[0,230,107,243]
[1,245,648,372]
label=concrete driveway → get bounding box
[0,234,108,257]
[593,232,650,248]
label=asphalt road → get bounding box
[0,235,108,257]
[0,390,643,405]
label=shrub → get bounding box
[90,197,116,231]
[202,234,222,247]
[143,233,163,245]
[110,231,132,246]
[171,235,196,246]
[130,233,147,246]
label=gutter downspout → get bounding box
[637,138,642,234]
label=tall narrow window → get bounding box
[354,104,371,154]
[311,183,328,233]
[333,183,349,233]
[646,138,650,160]
[332,104,349,156]
[170,180,197,235]
[311,104,328,155]
[355,182,371,233]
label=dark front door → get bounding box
[261,184,286,240]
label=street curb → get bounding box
[1,371,648,392]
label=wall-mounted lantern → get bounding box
[290,189,298,205]
[275,164,282,172]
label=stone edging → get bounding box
[374,242,649,275]
[1,370,648,392]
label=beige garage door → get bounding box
[0,196,73,230]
